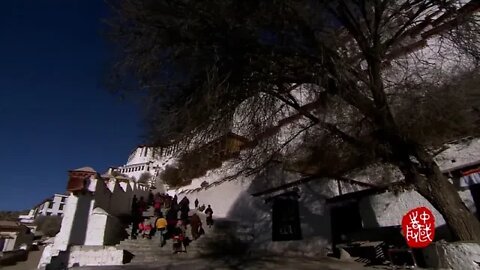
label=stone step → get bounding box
[127,246,201,253]
[130,253,196,262]
[119,244,202,251]
[118,217,242,265]
[124,250,176,257]
[120,240,203,245]
[130,252,196,261]
[119,235,225,244]
[117,246,166,251]
[118,242,203,249]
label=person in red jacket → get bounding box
[138,218,152,239]
[154,196,162,216]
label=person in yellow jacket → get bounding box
[155,213,168,247]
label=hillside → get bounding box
[0,210,28,221]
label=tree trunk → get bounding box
[401,145,480,241]
[350,31,480,241]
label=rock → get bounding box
[423,241,480,270]
[338,248,355,261]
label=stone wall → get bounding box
[422,241,480,270]
[358,189,476,235]
[178,165,366,257]
[53,193,93,251]
[84,208,127,246]
[67,246,125,268]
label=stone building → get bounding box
[172,137,480,259]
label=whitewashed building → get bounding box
[36,194,68,217]
[169,137,480,259]
[18,194,68,225]
[38,166,150,269]
[114,145,177,188]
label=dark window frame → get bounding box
[270,191,303,241]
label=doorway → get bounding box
[330,201,363,244]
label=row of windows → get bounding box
[119,165,149,173]
[159,146,177,157]
[46,202,65,210]
[45,212,63,217]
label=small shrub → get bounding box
[138,172,152,184]
[35,216,62,237]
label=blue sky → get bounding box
[0,0,143,210]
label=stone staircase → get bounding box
[116,238,195,263]
[116,212,253,264]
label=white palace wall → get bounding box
[175,164,367,257]
[358,189,477,232]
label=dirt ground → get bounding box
[72,255,391,270]
[2,245,44,270]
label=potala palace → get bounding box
[13,133,475,270]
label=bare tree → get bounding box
[108,0,480,240]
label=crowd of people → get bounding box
[130,193,214,254]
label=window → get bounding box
[142,166,144,170]
[46,212,51,216]
[59,204,64,211]
[147,166,150,171]
[61,197,66,203]
[271,192,302,241]
[0,238,5,251]
[144,148,148,157]
[47,202,53,209]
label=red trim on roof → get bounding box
[462,168,480,176]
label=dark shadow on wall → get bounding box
[226,189,272,249]
[358,196,381,228]
[45,250,70,270]
[469,184,480,219]
[104,214,129,246]
[299,181,333,240]
[68,194,92,246]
